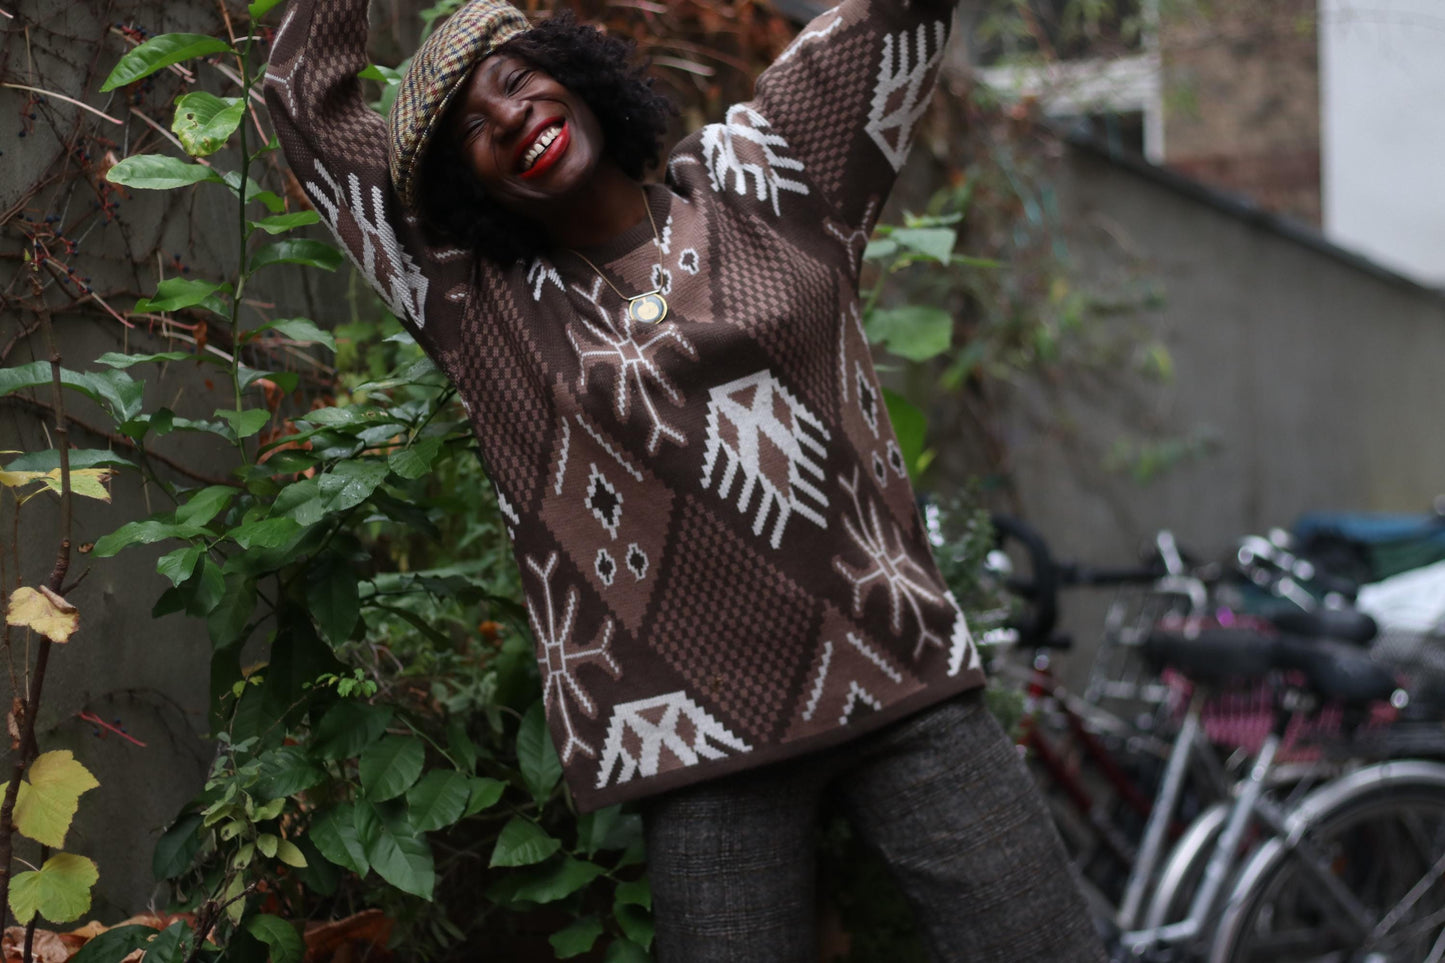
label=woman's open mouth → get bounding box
[518,120,568,180]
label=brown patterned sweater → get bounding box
[265,0,984,811]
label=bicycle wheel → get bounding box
[1210,776,1445,963]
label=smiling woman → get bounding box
[264,0,1107,959]
[414,11,674,262]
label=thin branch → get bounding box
[1,395,240,488]
[0,83,122,126]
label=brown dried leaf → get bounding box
[5,587,79,644]
[8,698,24,751]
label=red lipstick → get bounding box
[518,119,569,180]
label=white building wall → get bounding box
[1320,0,1445,285]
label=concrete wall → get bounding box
[992,140,1445,630]
[1,0,343,919]
[1319,0,1445,285]
[1160,0,1322,225]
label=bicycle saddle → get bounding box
[1144,627,1397,706]
[1266,607,1377,645]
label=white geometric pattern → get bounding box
[699,104,810,216]
[866,21,948,172]
[306,159,430,328]
[945,591,982,676]
[596,691,751,788]
[833,467,948,657]
[526,553,621,764]
[568,277,698,454]
[701,370,830,549]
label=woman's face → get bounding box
[446,53,606,217]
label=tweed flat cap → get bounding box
[388,0,530,209]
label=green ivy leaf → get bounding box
[3,449,136,473]
[311,701,393,760]
[106,154,223,190]
[275,839,308,868]
[603,938,651,963]
[206,572,257,649]
[404,769,471,832]
[95,350,196,368]
[231,516,302,551]
[357,63,403,85]
[614,878,651,911]
[249,211,321,235]
[134,277,231,316]
[141,921,192,963]
[881,388,927,480]
[890,226,957,264]
[152,812,204,880]
[865,305,954,362]
[387,437,442,481]
[253,317,335,351]
[464,776,506,816]
[309,804,368,875]
[309,559,359,646]
[359,735,425,802]
[171,92,245,157]
[100,33,232,91]
[549,917,604,959]
[3,750,100,848]
[68,924,158,963]
[318,460,389,513]
[863,237,898,261]
[250,239,344,273]
[246,914,304,963]
[254,746,326,799]
[614,902,655,951]
[489,816,561,868]
[9,852,98,924]
[355,802,435,899]
[509,856,605,904]
[218,408,271,441]
[176,485,238,527]
[516,702,562,806]
[250,190,287,214]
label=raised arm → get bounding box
[745,0,957,234]
[264,0,473,348]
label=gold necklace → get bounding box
[568,189,668,325]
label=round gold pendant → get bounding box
[628,292,667,325]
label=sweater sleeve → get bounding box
[702,0,956,236]
[263,0,473,349]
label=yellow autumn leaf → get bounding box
[0,470,50,488]
[0,751,100,848]
[0,468,111,503]
[6,587,79,644]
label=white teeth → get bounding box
[521,125,562,171]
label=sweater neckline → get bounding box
[560,182,670,267]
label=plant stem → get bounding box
[0,296,72,928]
[228,36,254,462]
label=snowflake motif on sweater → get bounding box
[265,0,981,811]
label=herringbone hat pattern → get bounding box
[388,0,530,208]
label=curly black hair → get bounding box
[415,11,675,265]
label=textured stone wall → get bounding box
[1160,0,1322,224]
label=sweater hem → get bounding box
[573,666,990,812]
